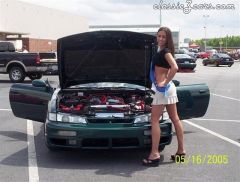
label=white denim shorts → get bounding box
[151,81,179,105]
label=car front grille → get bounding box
[81,138,139,148]
[87,118,134,124]
[176,58,193,63]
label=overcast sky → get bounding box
[19,0,240,42]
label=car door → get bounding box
[210,55,219,64]
[9,80,54,122]
[176,84,210,120]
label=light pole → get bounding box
[204,26,206,52]
[226,35,228,50]
[203,15,209,52]
[159,0,162,27]
[220,25,224,52]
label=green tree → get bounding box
[194,36,240,48]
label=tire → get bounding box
[28,73,43,80]
[9,66,25,83]
[228,64,232,67]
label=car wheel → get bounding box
[228,64,232,67]
[28,73,43,80]
[9,66,25,83]
[203,63,207,66]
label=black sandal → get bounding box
[142,157,160,167]
[170,153,186,162]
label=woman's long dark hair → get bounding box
[157,27,175,56]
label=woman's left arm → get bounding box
[164,53,178,84]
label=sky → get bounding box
[19,0,240,42]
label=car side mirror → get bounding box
[32,79,47,88]
[172,80,180,87]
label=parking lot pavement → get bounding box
[0,61,239,182]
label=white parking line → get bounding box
[27,120,39,182]
[0,109,11,111]
[211,93,240,102]
[193,118,240,123]
[183,120,240,148]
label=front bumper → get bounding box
[178,63,196,69]
[219,61,234,65]
[45,119,172,149]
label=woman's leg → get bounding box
[166,104,185,154]
[149,104,165,159]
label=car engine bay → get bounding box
[57,89,153,117]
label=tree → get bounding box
[194,36,240,49]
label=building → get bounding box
[0,0,88,52]
[90,25,180,50]
[184,38,191,43]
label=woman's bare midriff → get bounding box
[155,66,169,85]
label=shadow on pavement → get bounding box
[0,124,178,178]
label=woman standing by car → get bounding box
[142,27,186,167]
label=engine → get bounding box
[57,90,152,116]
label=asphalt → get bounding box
[0,59,239,182]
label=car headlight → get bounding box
[134,114,151,124]
[48,113,87,124]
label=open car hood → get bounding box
[57,31,156,89]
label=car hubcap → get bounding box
[12,70,21,80]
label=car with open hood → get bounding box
[9,31,210,151]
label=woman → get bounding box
[142,27,186,167]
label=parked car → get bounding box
[189,48,199,53]
[176,49,197,58]
[228,52,240,60]
[0,41,47,82]
[202,53,234,67]
[196,52,211,59]
[9,31,210,151]
[174,53,197,70]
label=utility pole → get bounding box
[203,15,209,52]
[159,1,162,27]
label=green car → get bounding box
[9,31,210,151]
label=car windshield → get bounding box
[69,82,147,90]
[217,53,230,58]
[175,54,191,59]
